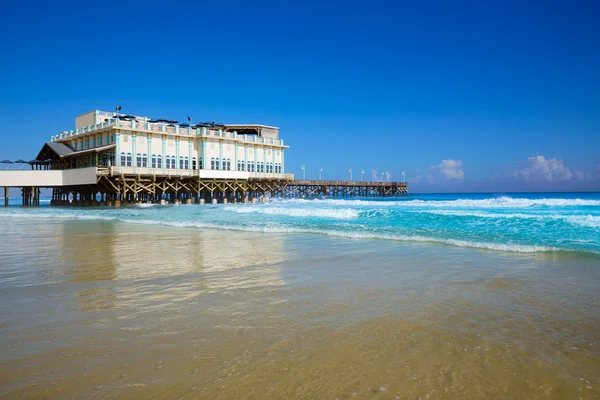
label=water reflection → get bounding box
[55,220,286,311]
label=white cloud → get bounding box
[574,170,585,181]
[513,155,572,182]
[412,160,464,185]
[371,169,379,181]
[438,159,464,181]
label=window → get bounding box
[120,152,126,166]
[184,157,189,169]
[199,157,203,169]
[126,153,132,167]
[180,158,184,169]
[226,159,231,170]
[98,136,103,146]
[211,157,215,170]
[92,138,96,148]
[192,158,197,169]
[157,155,162,168]
[85,139,90,149]
[152,154,157,168]
[137,153,142,167]
[142,154,148,167]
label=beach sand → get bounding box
[1,218,599,399]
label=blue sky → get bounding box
[0,0,598,192]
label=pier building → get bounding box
[0,110,408,206]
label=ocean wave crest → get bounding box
[225,205,359,219]
[424,210,600,228]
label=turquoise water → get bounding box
[2,192,599,256]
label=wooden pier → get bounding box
[48,168,408,206]
[284,180,407,198]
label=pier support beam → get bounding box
[4,187,7,207]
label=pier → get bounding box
[51,168,407,206]
[1,168,407,206]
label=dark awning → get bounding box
[35,142,75,161]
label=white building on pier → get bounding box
[48,110,289,180]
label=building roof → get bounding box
[224,124,279,130]
[36,142,75,160]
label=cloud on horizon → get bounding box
[413,159,464,184]
[513,155,588,182]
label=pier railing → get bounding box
[289,180,407,187]
[108,166,291,180]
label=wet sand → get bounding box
[1,218,599,399]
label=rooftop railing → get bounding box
[52,119,283,146]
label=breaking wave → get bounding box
[423,210,600,228]
[282,196,600,208]
[226,205,359,219]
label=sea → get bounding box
[0,192,599,399]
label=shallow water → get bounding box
[2,192,599,255]
[1,195,599,399]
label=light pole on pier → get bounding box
[115,105,121,118]
[360,170,364,182]
[349,168,352,181]
[385,172,390,182]
[402,171,405,183]
[301,165,305,180]
[381,172,384,182]
[319,167,323,180]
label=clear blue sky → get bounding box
[1,0,599,192]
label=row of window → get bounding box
[73,135,115,151]
[210,158,231,170]
[236,161,282,173]
[119,153,282,172]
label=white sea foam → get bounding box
[424,210,600,228]
[113,218,563,254]
[281,196,600,208]
[135,203,159,208]
[225,205,359,219]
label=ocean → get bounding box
[0,192,599,398]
